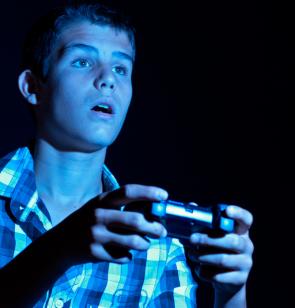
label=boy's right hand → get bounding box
[53,184,168,264]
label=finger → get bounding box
[197,253,253,271]
[190,232,249,254]
[95,208,167,238]
[213,270,249,285]
[226,206,253,235]
[195,264,232,283]
[92,225,151,250]
[100,184,169,209]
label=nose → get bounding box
[94,67,116,94]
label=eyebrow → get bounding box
[59,43,134,63]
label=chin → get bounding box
[44,136,110,153]
[81,137,118,153]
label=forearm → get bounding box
[0,227,70,307]
[214,285,247,308]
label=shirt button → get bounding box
[54,299,64,308]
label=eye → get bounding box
[72,58,91,68]
[112,65,128,76]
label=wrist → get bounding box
[214,284,247,308]
[48,223,76,268]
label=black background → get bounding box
[0,0,292,307]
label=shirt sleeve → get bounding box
[0,197,16,269]
[147,238,198,307]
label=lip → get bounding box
[90,109,114,121]
[88,98,117,122]
[91,98,116,115]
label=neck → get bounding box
[33,138,106,207]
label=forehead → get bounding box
[53,21,134,58]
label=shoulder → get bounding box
[0,149,16,171]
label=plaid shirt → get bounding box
[0,147,197,307]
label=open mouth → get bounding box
[91,103,113,114]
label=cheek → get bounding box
[51,79,83,110]
[115,85,132,128]
[121,82,133,108]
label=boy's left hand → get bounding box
[189,205,254,295]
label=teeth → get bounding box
[93,104,112,114]
[98,103,109,109]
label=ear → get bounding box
[18,70,41,105]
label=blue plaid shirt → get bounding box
[0,147,197,307]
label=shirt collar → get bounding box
[0,146,120,223]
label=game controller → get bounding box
[123,200,235,240]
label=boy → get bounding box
[0,3,253,307]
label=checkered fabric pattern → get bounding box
[0,147,197,307]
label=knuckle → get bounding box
[153,222,164,235]
[90,243,101,259]
[122,185,133,198]
[130,213,144,228]
[228,234,240,250]
[129,235,141,247]
[198,234,207,245]
[248,240,255,254]
[219,254,228,267]
[244,256,253,270]
[118,236,129,247]
[240,271,249,284]
[95,208,105,222]
[91,225,105,242]
[91,225,98,239]
[248,212,254,227]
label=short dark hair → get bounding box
[20,2,136,81]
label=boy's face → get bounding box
[36,21,134,152]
